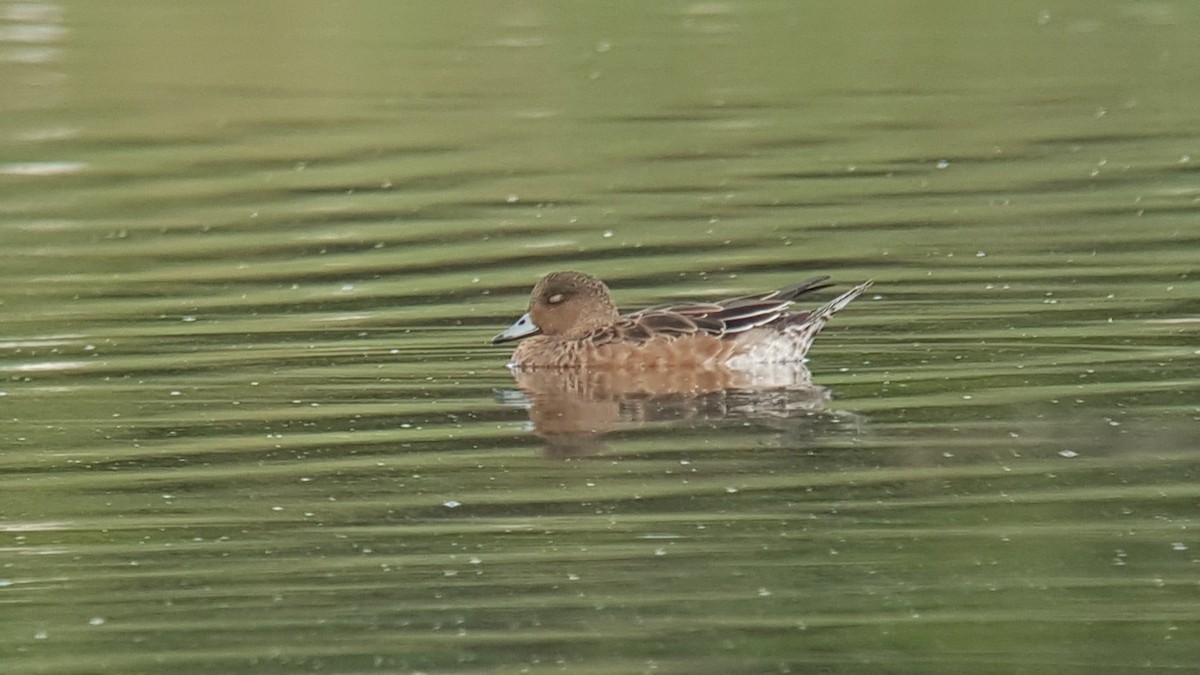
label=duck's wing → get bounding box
[589,310,724,346]
[616,276,835,340]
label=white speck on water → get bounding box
[936,159,950,169]
[757,587,772,597]
[469,557,482,565]
[1058,450,1079,458]
[443,570,457,577]
[443,500,461,508]
[88,617,105,626]
[602,230,614,238]
[725,487,738,494]
[963,395,973,400]
[1171,542,1188,552]
[0,579,11,587]
[182,316,196,322]
[976,250,986,257]
[567,573,580,581]
[506,194,519,203]
[654,548,667,556]
[34,630,48,640]
[2,161,86,176]
[170,390,181,396]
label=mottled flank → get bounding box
[494,271,872,369]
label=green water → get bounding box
[3,1,1199,673]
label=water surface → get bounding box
[3,1,1199,673]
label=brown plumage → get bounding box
[493,271,871,369]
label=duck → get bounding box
[493,271,871,369]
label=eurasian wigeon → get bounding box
[493,271,872,369]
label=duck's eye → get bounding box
[547,293,565,305]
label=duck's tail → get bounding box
[781,280,874,361]
[729,280,873,367]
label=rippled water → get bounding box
[3,1,1199,673]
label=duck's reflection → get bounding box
[497,363,851,456]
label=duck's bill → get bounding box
[492,312,541,344]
